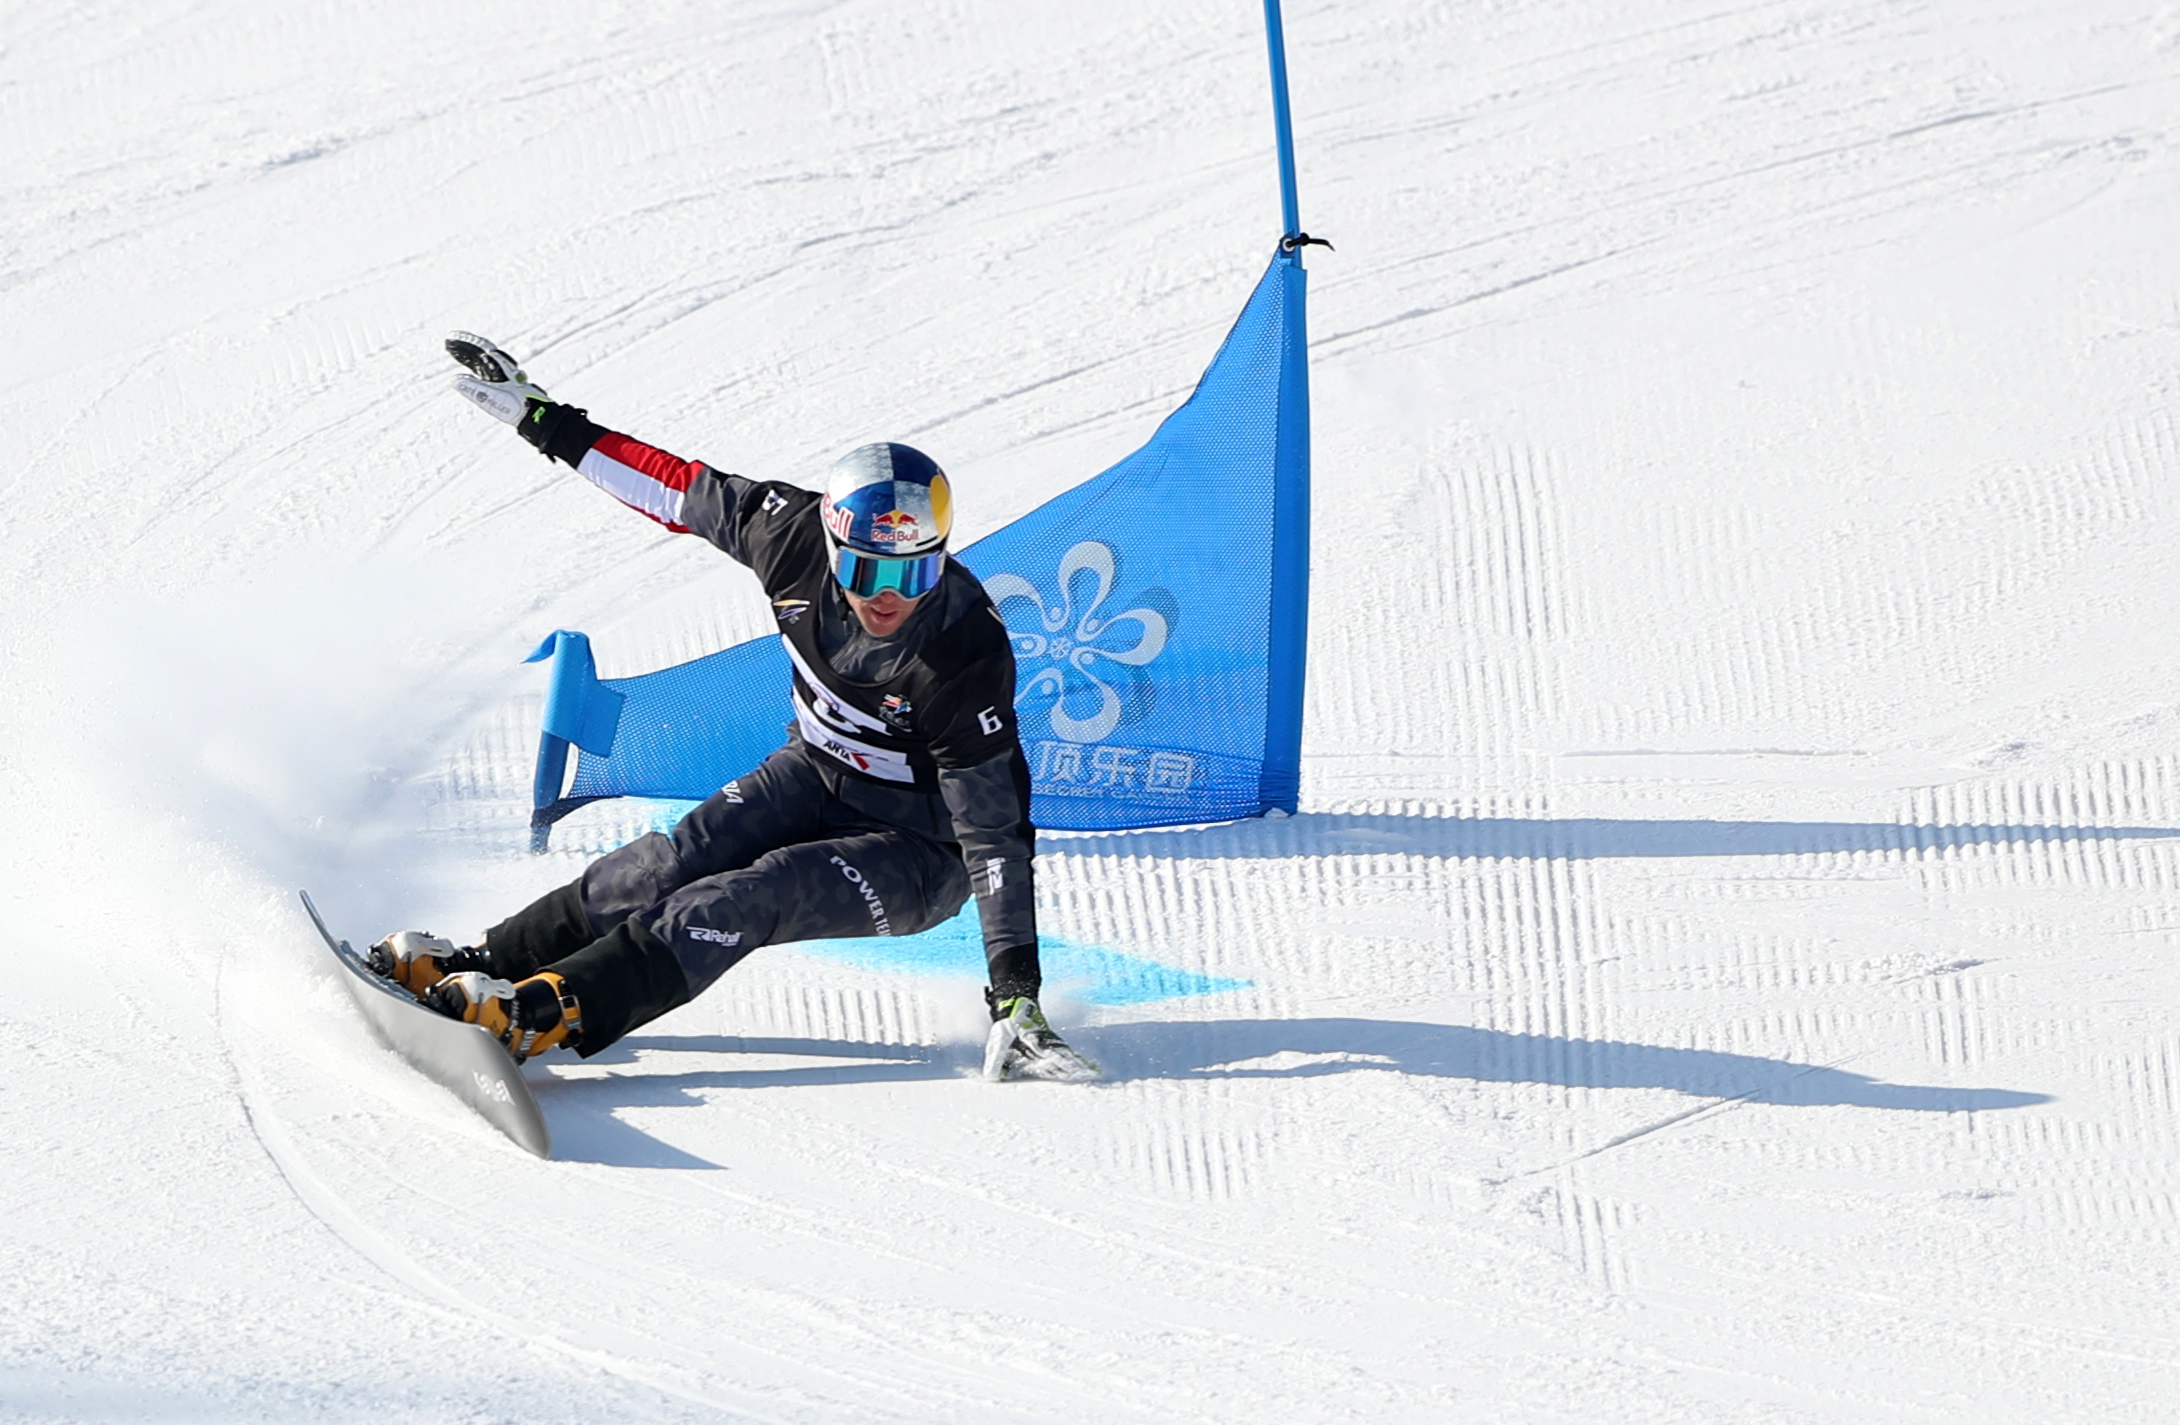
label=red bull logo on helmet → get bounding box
[871,509,920,543]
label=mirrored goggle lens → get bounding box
[834,547,945,599]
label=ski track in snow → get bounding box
[6,0,2180,1420]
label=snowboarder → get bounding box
[369,334,1095,1083]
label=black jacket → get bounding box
[521,404,1040,959]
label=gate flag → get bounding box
[525,246,1311,848]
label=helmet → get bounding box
[818,443,952,599]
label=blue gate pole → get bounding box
[1262,0,1302,240]
[1259,0,1311,815]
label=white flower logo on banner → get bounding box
[985,540,1170,742]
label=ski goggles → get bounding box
[833,545,946,600]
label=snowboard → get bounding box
[298,890,552,1158]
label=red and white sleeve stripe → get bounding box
[575,432,703,532]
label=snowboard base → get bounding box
[299,890,551,1158]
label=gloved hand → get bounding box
[446,332,551,424]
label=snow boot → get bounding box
[424,970,583,1063]
[366,930,490,998]
[981,993,1099,1083]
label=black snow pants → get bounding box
[482,741,974,1055]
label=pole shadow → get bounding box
[1083,1018,2050,1111]
[1053,813,2180,862]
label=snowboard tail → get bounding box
[299,891,551,1158]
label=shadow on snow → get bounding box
[536,1019,2047,1166]
[533,811,2108,1164]
[1087,1018,2051,1111]
[535,1034,956,1167]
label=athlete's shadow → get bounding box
[537,1019,2046,1166]
[1086,1018,2051,1111]
[536,1034,958,1167]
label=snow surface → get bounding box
[6,1,2180,1420]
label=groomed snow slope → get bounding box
[5,1,2180,1420]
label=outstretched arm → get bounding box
[519,405,706,533]
[446,332,763,561]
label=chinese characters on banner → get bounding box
[1030,741,1200,797]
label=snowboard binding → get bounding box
[426,970,584,1063]
[366,930,491,999]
